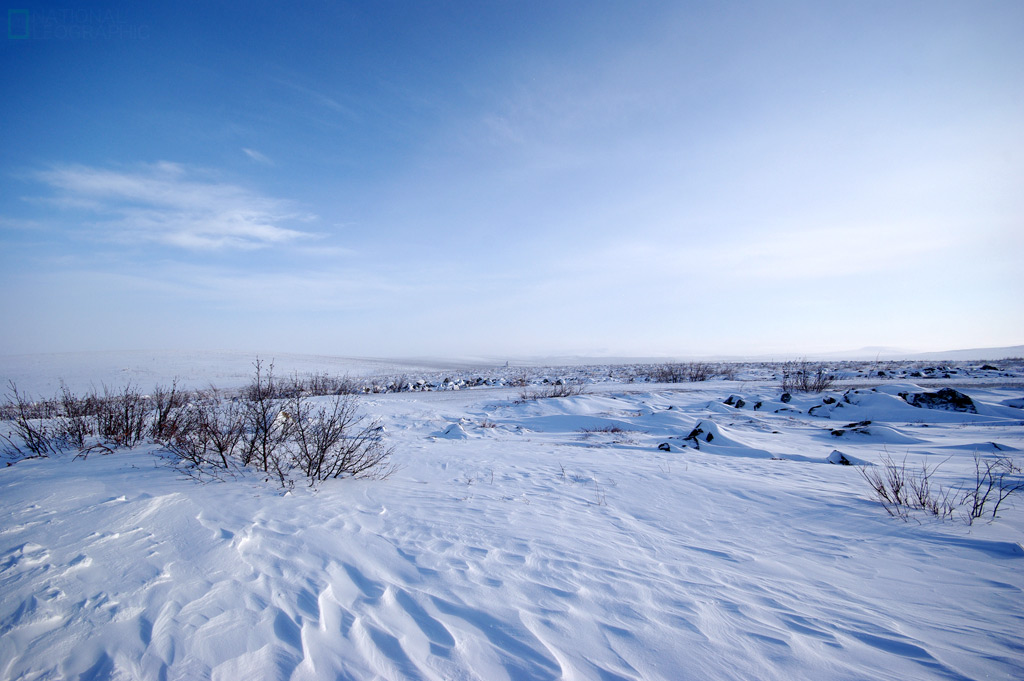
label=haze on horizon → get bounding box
[2,1,1021,359]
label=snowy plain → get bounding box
[1,354,1023,681]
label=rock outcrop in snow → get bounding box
[902,388,977,413]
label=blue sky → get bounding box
[2,1,1022,359]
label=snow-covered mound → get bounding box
[433,422,470,439]
[825,449,872,466]
[827,420,926,445]
[678,418,776,459]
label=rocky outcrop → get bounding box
[901,388,977,413]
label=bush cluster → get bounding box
[518,378,587,401]
[0,360,393,486]
[861,453,1024,524]
[779,360,836,393]
[650,362,714,383]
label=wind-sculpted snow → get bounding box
[1,378,1023,680]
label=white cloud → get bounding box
[242,148,273,165]
[34,162,316,251]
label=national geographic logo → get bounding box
[8,8,150,40]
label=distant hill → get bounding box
[809,345,1024,361]
[901,345,1024,361]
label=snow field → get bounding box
[2,379,1023,680]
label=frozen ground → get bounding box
[1,357,1023,680]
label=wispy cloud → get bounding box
[269,76,361,121]
[242,148,273,165]
[34,162,316,250]
[0,215,47,232]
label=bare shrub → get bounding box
[651,362,713,383]
[718,363,740,381]
[780,360,836,393]
[161,407,207,468]
[201,399,244,469]
[859,454,956,521]
[238,359,291,482]
[364,378,387,394]
[962,454,1024,523]
[150,381,188,440]
[0,382,61,460]
[0,386,61,422]
[861,452,1024,523]
[274,373,306,399]
[685,362,713,382]
[650,363,686,383]
[152,360,395,486]
[54,383,97,450]
[520,379,587,401]
[73,441,116,460]
[95,383,149,448]
[163,395,243,470]
[580,425,625,434]
[907,459,958,519]
[288,394,393,484]
[387,375,410,393]
[280,368,364,395]
[303,371,361,396]
[247,367,365,400]
[860,454,909,517]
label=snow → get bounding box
[2,359,1024,680]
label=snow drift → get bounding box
[2,365,1023,681]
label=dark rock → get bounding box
[724,394,747,407]
[827,450,853,465]
[904,388,977,413]
[822,396,836,405]
[658,442,671,452]
[980,364,997,371]
[685,426,713,445]
[753,401,762,410]
[780,392,792,403]
[831,421,872,437]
